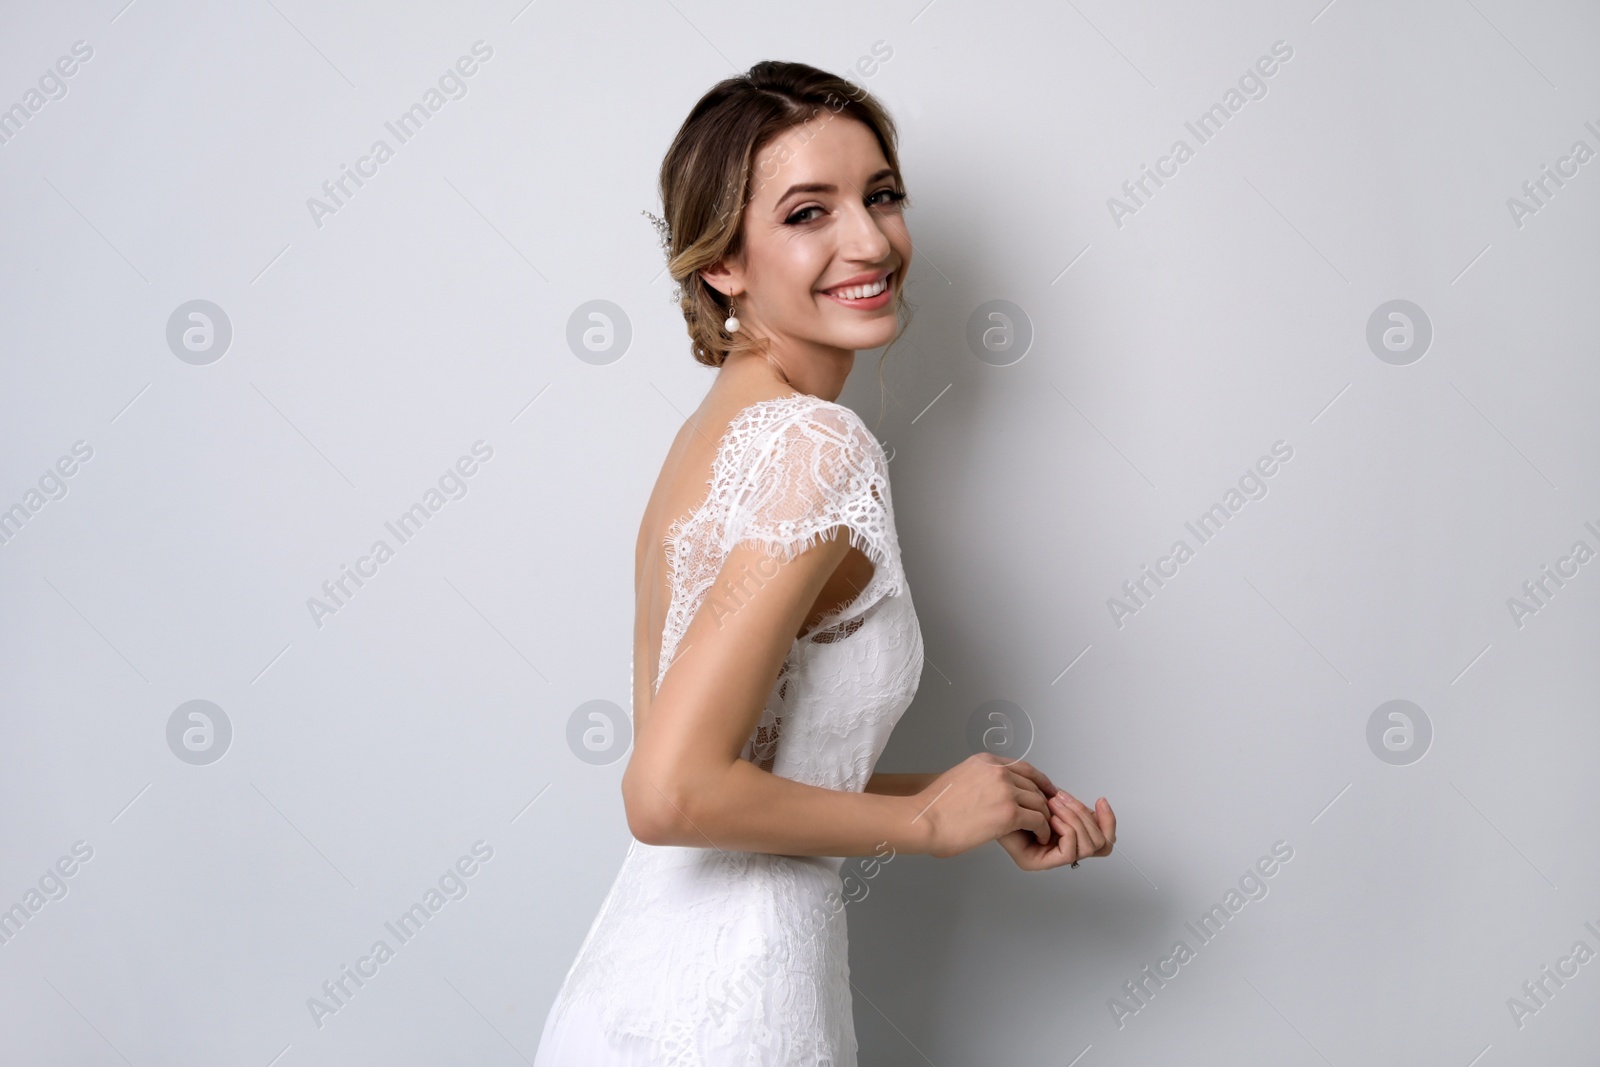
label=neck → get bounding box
[721,345,854,402]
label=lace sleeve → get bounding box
[719,400,898,587]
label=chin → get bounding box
[813,316,897,351]
[847,321,899,351]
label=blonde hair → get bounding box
[656,60,913,369]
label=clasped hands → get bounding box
[916,753,1116,872]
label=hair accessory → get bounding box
[641,209,684,304]
[724,298,740,334]
[640,209,672,252]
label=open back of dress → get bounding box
[534,393,925,1067]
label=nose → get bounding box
[836,194,894,264]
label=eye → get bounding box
[784,188,908,227]
[784,205,824,225]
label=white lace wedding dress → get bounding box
[533,393,924,1066]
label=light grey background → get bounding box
[2,1,1597,1063]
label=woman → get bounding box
[534,60,1116,1066]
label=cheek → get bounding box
[771,253,832,310]
[885,219,913,262]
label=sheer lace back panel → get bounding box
[655,394,914,785]
[539,393,924,1066]
[657,394,898,688]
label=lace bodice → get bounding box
[537,393,924,1066]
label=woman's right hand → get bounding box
[911,753,1058,858]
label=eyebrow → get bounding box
[775,168,898,204]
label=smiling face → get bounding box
[700,113,912,378]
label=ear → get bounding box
[698,255,743,299]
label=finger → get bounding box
[1047,795,1094,856]
[1008,822,1081,873]
[1015,806,1051,845]
[996,828,1046,871]
[1095,797,1116,845]
[1049,817,1080,865]
[1057,792,1107,841]
[1026,825,1073,873]
[1081,798,1114,856]
[1010,761,1056,798]
[1005,769,1047,799]
[1055,793,1107,852]
[1015,782,1051,814]
[1003,807,1050,848]
[1014,786,1052,843]
[1050,813,1080,860]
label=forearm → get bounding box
[863,771,939,796]
[653,758,937,858]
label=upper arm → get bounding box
[621,403,891,839]
[623,533,851,838]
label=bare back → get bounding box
[631,384,876,740]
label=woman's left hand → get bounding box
[997,788,1115,872]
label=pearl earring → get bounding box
[724,298,740,334]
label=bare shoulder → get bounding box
[634,383,808,561]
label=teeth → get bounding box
[828,273,890,300]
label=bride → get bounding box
[533,59,1116,1066]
